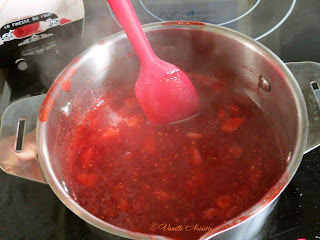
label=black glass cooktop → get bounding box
[1,0,320,239]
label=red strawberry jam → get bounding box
[66,73,284,240]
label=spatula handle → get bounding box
[107,0,156,64]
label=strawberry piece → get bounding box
[249,167,262,183]
[202,208,218,220]
[184,180,194,190]
[221,117,246,132]
[218,108,226,121]
[79,148,94,169]
[102,127,119,138]
[126,114,143,127]
[118,197,130,212]
[187,132,203,139]
[103,207,118,218]
[112,182,125,195]
[144,134,155,154]
[228,105,240,115]
[216,195,232,209]
[226,206,238,219]
[76,173,99,187]
[229,145,243,158]
[154,189,171,201]
[190,146,202,166]
[161,176,169,185]
[211,81,226,93]
[133,197,149,213]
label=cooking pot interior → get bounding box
[40,25,300,237]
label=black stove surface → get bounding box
[1,0,320,239]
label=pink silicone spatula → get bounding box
[107,0,199,124]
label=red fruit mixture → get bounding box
[66,73,284,240]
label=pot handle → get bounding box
[1,62,319,182]
[286,61,320,153]
[0,94,47,183]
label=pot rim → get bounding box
[37,21,308,240]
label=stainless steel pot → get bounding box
[1,22,320,240]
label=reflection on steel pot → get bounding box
[1,22,320,240]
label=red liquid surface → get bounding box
[66,73,284,240]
